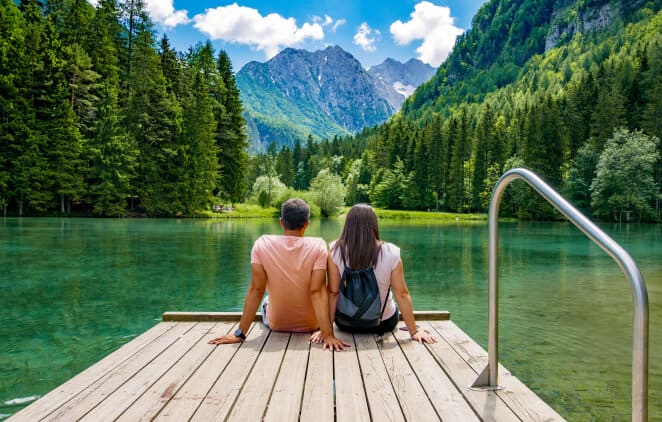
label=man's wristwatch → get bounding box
[234,328,247,341]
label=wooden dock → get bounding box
[10,312,565,421]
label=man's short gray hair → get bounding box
[281,198,310,230]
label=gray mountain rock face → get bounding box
[236,46,436,149]
[368,57,437,109]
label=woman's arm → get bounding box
[390,260,435,344]
[327,252,341,323]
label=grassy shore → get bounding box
[197,203,279,218]
[198,204,489,223]
[372,208,487,222]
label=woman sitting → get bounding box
[314,204,435,344]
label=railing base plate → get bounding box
[470,365,504,391]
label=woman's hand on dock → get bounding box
[322,335,351,351]
[310,330,351,351]
[411,330,436,344]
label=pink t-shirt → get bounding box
[329,241,399,320]
[251,235,327,331]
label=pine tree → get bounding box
[86,0,135,215]
[590,86,628,151]
[275,146,294,187]
[293,138,303,167]
[446,109,470,212]
[0,0,26,215]
[179,71,218,213]
[160,34,181,97]
[565,143,599,215]
[13,0,82,214]
[471,104,495,211]
[119,0,146,102]
[424,115,446,209]
[124,9,181,214]
[216,50,248,203]
[41,7,85,213]
[409,134,426,209]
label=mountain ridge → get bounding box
[236,46,436,150]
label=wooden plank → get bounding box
[115,322,235,421]
[263,332,310,422]
[162,310,449,322]
[80,322,216,421]
[418,321,520,422]
[162,311,263,322]
[392,327,480,421]
[154,322,249,421]
[299,335,334,422]
[377,331,440,421]
[354,334,405,422]
[226,331,291,421]
[41,322,196,422]
[333,329,371,422]
[430,321,566,421]
[190,323,271,421]
[9,322,177,421]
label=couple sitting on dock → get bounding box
[208,198,435,350]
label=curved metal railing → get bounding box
[470,168,649,422]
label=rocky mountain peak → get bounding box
[236,46,435,149]
[368,57,437,109]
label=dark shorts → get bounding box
[334,310,399,335]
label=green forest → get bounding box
[252,0,662,222]
[0,0,248,216]
[1,0,661,221]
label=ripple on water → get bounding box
[3,395,40,406]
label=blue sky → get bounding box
[88,0,488,70]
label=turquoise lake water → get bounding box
[0,217,660,420]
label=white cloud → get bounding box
[193,4,324,59]
[390,1,463,66]
[313,15,334,26]
[85,0,189,28]
[331,18,346,32]
[314,14,345,32]
[145,0,189,28]
[353,22,379,52]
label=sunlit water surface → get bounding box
[0,218,660,420]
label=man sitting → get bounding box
[208,198,348,351]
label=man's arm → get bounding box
[310,268,350,351]
[310,254,342,345]
[208,263,267,344]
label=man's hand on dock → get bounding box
[208,334,242,345]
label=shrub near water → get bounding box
[309,169,346,217]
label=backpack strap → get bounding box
[379,288,390,320]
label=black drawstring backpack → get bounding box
[335,253,390,329]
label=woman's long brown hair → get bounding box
[332,204,382,269]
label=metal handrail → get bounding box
[471,168,649,422]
